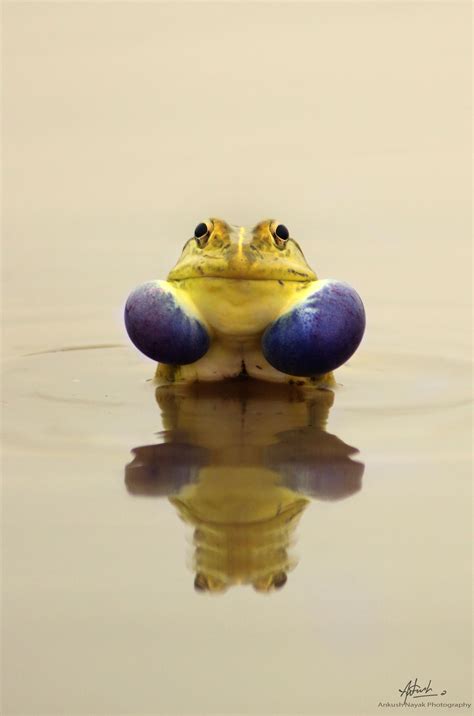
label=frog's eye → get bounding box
[194,573,209,591]
[194,572,227,592]
[272,571,288,589]
[253,571,288,592]
[270,222,290,245]
[194,220,213,247]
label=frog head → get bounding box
[167,218,317,283]
[170,481,308,594]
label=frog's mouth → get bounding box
[168,259,316,283]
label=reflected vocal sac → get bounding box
[125,380,364,593]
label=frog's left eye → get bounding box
[270,222,290,245]
[194,220,213,246]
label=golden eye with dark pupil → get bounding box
[194,222,209,239]
[274,224,289,241]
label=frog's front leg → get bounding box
[261,279,365,377]
[124,280,210,368]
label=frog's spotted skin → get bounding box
[124,218,365,385]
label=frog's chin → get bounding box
[167,277,313,342]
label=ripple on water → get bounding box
[335,350,472,414]
[3,345,471,429]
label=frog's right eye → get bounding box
[194,572,227,592]
[270,221,290,248]
[194,220,213,246]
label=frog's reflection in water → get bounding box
[125,380,364,593]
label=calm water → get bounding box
[2,3,472,715]
[3,278,472,715]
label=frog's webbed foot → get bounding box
[262,279,365,377]
[124,280,210,365]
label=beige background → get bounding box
[2,2,472,715]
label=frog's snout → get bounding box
[231,228,265,266]
[219,225,277,261]
[199,227,267,274]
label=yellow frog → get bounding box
[124,219,365,385]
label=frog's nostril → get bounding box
[249,244,264,259]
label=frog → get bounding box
[124,218,365,385]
